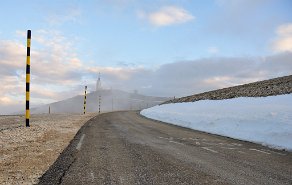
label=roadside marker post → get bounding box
[98,95,101,114]
[112,97,113,112]
[25,30,31,127]
[84,86,87,114]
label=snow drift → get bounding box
[141,94,292,151]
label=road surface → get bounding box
[38,111,292,185]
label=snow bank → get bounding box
[141,94,292,151]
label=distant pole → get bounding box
[98,95,101,114]
[25,30,31,127]
[84,86,87,114]
[49,106,50,114]
[112,97,113,112]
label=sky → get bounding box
[0,0,292,114]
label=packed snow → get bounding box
[141,94,292,151]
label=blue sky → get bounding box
[1,0,291,65]
[0,0,292,114]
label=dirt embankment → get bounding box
[0,113,96,185]
[164,75,292,104]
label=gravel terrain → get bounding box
[38,111,292,185]
[164,75,292,104]
[0,115,24,131]
[0,113,96,185]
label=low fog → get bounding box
[30,89,170,114]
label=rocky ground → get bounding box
[0,113,96,185]
[164,75,292,104]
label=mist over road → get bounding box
[38,111,292,185]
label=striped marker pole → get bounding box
[84,86,87,114]
[112,97,113,112]
[98,95,101,114]
[25,30,31,127]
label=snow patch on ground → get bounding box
[141,94,292,151]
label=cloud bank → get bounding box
[98,52,291,97]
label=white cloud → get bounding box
[0,97,14,105]
[138,6,195,26]
[86,65,146,81]
[207,46,219,54]
[276,23,292,36]
[203,76,233,88]
[0,40,26,69]
[272,23,292,52]
[46,8,81,25]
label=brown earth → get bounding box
[0,113,96,185]
[164,75,292,104]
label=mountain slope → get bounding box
[31,89,170,114]
[164,75,292,104]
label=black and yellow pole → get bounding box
[25,30,31,127]
[98,95,101,114]
[84,86,87,114]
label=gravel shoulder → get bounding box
[0,113,97,185]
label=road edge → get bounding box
[37,115,98,185]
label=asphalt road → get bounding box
[38,111,292,185]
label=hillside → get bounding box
[164,75,292,104]
[31,89,170,114]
